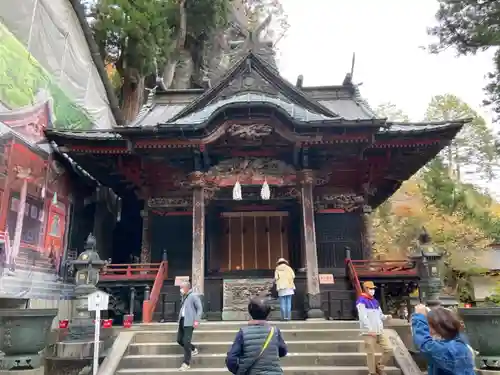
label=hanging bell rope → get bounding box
[233,180,242,201]
[261,179,270,200]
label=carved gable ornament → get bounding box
[226,123,273,140]
[220,70,278,99]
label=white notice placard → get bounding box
[87,290,109,375]
[87,290,110,311]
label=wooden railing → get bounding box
[345,258,362,297]
[350,259,418,277]
[100,262,164,281]
[142,260,168,323]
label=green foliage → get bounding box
[428,1,500,120]
[92,0,174,76]
[487,282,500,305]
[91,0,229,78]
[374,102,410,122]
[424,94,498,181]
[422,156,500,242]
[0,24,92,130]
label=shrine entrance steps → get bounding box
[111,321,402,375]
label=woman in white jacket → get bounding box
[274,258,295,321]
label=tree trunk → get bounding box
[162,0,187,89]
[121,69,145,124]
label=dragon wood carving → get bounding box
[226,123,273,140]
[315,193,365,212]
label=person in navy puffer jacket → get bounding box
[226,298,288,375]
[412,304,475,375]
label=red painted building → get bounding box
[0,95,71,278]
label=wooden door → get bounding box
[219,212,289,270]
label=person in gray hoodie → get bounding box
[177,281,203,371]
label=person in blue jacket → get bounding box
[412,304,475,375]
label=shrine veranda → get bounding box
[42,52,466,320]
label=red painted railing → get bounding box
[350,259,418,277]
[345,258,362,297]
[100,262,164,281]
[142,260,168,323]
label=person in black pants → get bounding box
[177,281,203,371]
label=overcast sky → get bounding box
[277,0,499,196]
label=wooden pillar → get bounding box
[11,176,28,266]
[362,205,373,260]
[140,201,150,263]
[300,170,323,319]
[190,172,205,298]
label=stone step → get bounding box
[132,329,363,343]
[128,321,359,332]
[120,353,395,369]
[127,340,364,355]
[116,366,402,375]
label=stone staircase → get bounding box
[113,321,402,375]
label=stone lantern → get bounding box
[409,228,444,307]
[48,233,110,375]
[66,233,106,341]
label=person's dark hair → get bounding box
[427,307,462,340]
[248,298,271,320]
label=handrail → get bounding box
[142,260,168,323]
[100,262,163,281]
[350,259,417,277]
[345,258,362,297]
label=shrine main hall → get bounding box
[45,51,465,320]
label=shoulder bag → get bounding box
[243,326,276,375]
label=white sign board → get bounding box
[87,291,109,375]
[88,290,109,312]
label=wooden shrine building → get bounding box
[45,51,466,321]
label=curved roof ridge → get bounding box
[166,91,342,126]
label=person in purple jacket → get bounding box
[356,281,392,375]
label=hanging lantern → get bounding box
[261,180,270,200]
[52,192,58,205]
[233,181,242,200]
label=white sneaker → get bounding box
[179,363,190,371]
[192,348,199,356]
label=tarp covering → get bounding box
[0,0,116,130]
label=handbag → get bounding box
[242,326,276,375]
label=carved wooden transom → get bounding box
[205,157,296,186]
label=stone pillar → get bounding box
[300,170,323,319]
[362,205,373,260]
[140,202,151,263]
[190,172,205,299]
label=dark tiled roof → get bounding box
[318,99,375,120]
[168,52,338,124]
[382,122,465,134]
[132,104,185,127]
[46,129,123,140]
[168,92,340,126]
[45,120,466,141]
